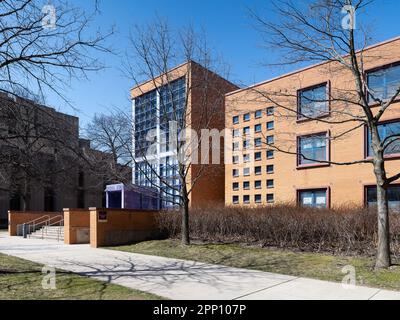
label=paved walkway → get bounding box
[1,232,400,300]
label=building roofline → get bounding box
[226,36,400,97]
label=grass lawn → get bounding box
[0,253,163,300]
[111,240,400,292]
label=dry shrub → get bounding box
[157,204,400,256]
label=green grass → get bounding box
[0,253,163,300]
[111,240,400,292]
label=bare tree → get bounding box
[247,0,400,268]
[126,19,235,245]
[84,111,132,185]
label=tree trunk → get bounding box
[375,182,391,268]
[181,197,190,246]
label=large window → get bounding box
[367,64,400,103]
[367,120,400,157]
[366,185,400,211]
[298,189,328,208]
[298,83,328,119]
[298,133,328,166]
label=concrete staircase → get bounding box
[29,226,64,242]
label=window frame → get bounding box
[254,180,262,189]
[297,131,331,169]
[255,109,263,119]
[255,123,262,133]
[243,113,251,122]
[266,107,275,116]
[297,187,330,209]
[297,81,330,122]
[364,119,400,160]
[243,181,250,190]
[364,183,400,209]
[365,61,400,106]
[267,121,274,131]
[233,116,239,125]
[266,193,274,203]
[255,194,262,204]
[232,182,239,191]
[266,165,274,174]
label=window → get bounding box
[243,167,250,176]
[233,169,239,177]
[255,194,262,203]
[243,126,251,135]
[233,182,239,191]
[367,120,400,157]
[243,195,250,204]
[267,165,274,174]
[255,152,262,161]
[233,142,239,151]
[267,150,274,159]
[255,110,263,119]
[367,64,400,103]
[233,116,239,125]
[255,180,262,189]
[366,185,400,211]
[255,138,262,147]
[255,124,262,133]
[298,189,327,208]
[233,129,240,138]
[243,140,251,149]
[298,83,328,118]
[266,135,274,145]
[232,155,239,164]
[267,194,274,203]
[267,179,274,189]
[298,133,328,165]
[255,166,262,175]
[233,196,239,204]
[243,181,250,190]
[266,107,275,116]
[267,121,274,130]
[243,113,250,122]
[243,154,251,162]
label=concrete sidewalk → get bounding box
[0,232,399,300]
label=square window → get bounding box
[243,113,251,122]
[267,121,274,130]
[267,150,274,159]
[267,194,274,203]
[255,152,262,161]
[367,64,400,103]
[232,142,239,151]
[266,107,275,116]
[233,196,239,204]
[366,121,400,157]
[243,154,251,162]
[267,179,274,189]
[233,129,240,138]
[233,116,239,125]
[255,180,262,189]
[366,185,400,211]
[298,189,327,208]
[233,182,239,191]
[243,181,250,190]
[255,138,262,147]
[243,167,251,176]
[267,135,274,145]
[267,165,274,174]
[255,124,262,133]
[232,155,239,164]
[255,194,262,203]
[243,140,251,149]
[233,169,239,177]
[298,133,328,165]
[255,166,262,175]
[243,126,251,135]
[243,195,250,204]
[255,110,263,119]
[298,84,328,119]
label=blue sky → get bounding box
[48,0,400,129]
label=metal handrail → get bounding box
[17,215,50,236]
[41,217,64,242]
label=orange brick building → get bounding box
[225,37,400,208]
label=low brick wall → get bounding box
[64,209,90,245]
[89,208,160,248]
[8,211,63,236]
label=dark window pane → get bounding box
[298,84,328,118]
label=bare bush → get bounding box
[157,205,400,256]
